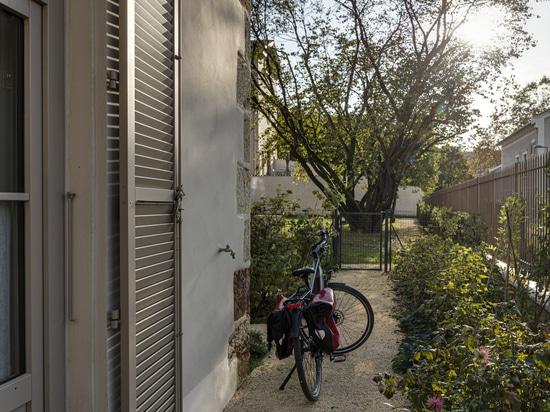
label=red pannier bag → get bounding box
[308,288,340,353]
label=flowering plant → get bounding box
[380,236,550,411]
[426,396,444,412]
[473,347,491,365]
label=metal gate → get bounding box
[332,210,391,271]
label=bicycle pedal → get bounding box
[330,354,346,363]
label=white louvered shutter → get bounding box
[119,0,180,410]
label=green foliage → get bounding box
[251,0,533,217]
[404,144,473,195]
[391,237,491,368]
[467,135,502,177]
[250,190,333,322]
[382,235,550,412]
[495,196,526,302]
[417,202,487,247]
[248,329,269,373]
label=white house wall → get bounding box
[180,0,249,409]
[500,110,550,168]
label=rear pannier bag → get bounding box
[308,288,340,353]
[266,295,293,359]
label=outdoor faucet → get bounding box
[219,244,236,259]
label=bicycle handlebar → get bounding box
[311,227,329,256]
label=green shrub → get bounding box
[417,202,487,247]
[250,190,332,322]
[405,307,550,412]
[248,329,268,373]
[392,236,490,371]
[383,235,550,411]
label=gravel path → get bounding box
[224,270,411,411]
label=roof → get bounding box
[498,109,550,147]
[498,123,535,147]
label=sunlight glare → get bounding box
[457,6,507,49]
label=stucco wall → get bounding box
[180,0,250,410]
[500,110,550,168]
[501,128,537,166]
[251,176,423,215]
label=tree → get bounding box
[251,0,533,226]
[436,145,473,190]
[403,145,472,195]
[478,76,550,141]
[466,136,501,177]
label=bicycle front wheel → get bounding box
[329,283,374,355]
[293,315,322,401]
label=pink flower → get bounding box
[474,347,491,365]
[426,396,444,412]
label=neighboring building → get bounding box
[499,109,550,166]
[0,1,250,411]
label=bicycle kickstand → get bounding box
[279,363,297,391]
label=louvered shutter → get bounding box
[119,1,180,411]
[106,0,122,410]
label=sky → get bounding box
[510,1,550,87]
[473,0,550,125]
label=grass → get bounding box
[338,218,421,266]
[339,224,383,265]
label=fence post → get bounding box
[384,209,391,272]
[332,209,341,268]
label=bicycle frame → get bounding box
[308,229,329,294]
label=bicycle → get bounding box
[270,228,374,401]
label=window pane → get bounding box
[0,7,24,193]
[0,7,25,385]
[0,202,25,384]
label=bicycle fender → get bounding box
[289,308,303,339]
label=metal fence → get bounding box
[425,153,549,264]
[332,211,387,270]
[331,210,423,271]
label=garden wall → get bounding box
[251,176,422,215]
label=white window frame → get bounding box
[0,1,44,410]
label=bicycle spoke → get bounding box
[330,284,374,354]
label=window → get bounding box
[0,7,25,385]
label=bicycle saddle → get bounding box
[292,267,315,277]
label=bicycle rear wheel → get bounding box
[329,283,374,355]
[293,315,322,401]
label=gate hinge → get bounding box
[174,185,185,223]
[107,70,119,90]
